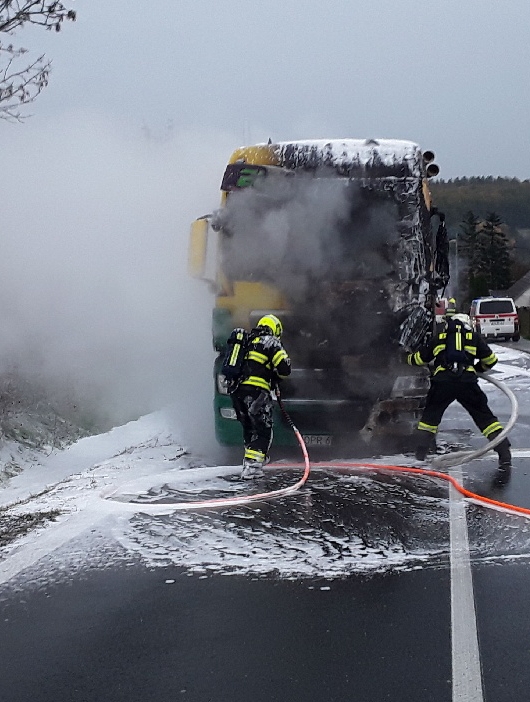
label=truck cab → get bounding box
[189,139,449,452]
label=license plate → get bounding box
[302,434,332,446]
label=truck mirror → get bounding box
[189,217,215,279]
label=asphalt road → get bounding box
[2,454,530,702]
[1,563,454,702]
[1,340,530,702]
[1,548,530,702]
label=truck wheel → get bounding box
[513,334,521,342]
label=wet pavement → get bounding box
[1,561,454,702]
[2,454,530,701]
[1,341,530,701]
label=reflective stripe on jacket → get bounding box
[407,325,498,381]
[240,331,291,391]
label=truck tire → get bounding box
[513,334,521,342]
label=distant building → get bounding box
[505,270,530,307]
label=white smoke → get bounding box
[0,111,237,448]
[218,171,400,309]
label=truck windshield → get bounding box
[218,175,403,289]
[479,300,515,314]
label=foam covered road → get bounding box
[1,344,530,700]
[2,458,530,701]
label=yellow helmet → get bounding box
[446,297,457,316]
[257,314,283,338]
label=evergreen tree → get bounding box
[457,211,513,301]
[458,211,480,304]
[429,177,530,232]
[475,212,513,293]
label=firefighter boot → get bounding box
[414,431,436,462]
[493,437,512,486]
[241,448,266,480]
[241,459,265,480]
[415,446,428,462]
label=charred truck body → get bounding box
[189,139,449,452]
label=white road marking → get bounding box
[449,465,484,701]
[510,449,530,458]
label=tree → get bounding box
[429,177,530,231]
[475,212,513,294]
[458,210,480,304]
[458,211,513,301]
[0,1,76,121]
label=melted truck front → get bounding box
[189,138,449,452]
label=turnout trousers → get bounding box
[231,385,274,461]
[416,377,510,457]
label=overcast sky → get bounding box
[0,0,529,429]
[11,0,530,179]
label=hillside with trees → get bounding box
[430,177,530,303]
[429,177,530,231]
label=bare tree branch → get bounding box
[0,2,76,33]
[0,1,75,121]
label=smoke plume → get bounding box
[219,171,399,305]
[0,112,236,450]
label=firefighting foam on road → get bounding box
[0,343,529,592]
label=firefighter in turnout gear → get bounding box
[407,313,512,483]
[229,314,292,480]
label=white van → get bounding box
[469,297,520,341]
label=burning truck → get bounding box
[189,138,449,452]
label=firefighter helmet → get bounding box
[446,298,457,316]
[257,314,283,338]
[452,313,471,327]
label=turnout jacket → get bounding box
[240,328,291,392]
[407,323,498,382]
